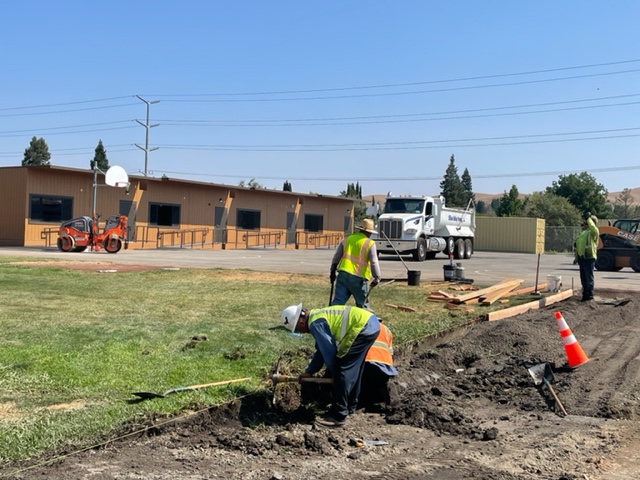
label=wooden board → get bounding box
[485,289,574,322]
[503,283,548,297]
[480,283,521,305]
[450,279,523,304]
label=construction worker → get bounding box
[360,321,398,407]
[574,213,600,302]
[280,303,380,427]
[330,218,382,308]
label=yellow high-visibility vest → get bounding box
[308,305,372,357]
[338,232,374,280]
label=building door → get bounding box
[344,215,352,234]
[286,212,297,245]
[214,206,226,244]
[120,200,136,241]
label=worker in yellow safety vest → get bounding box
[330,218,382,308]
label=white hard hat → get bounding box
[281,304,302,332]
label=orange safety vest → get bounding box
[337,232,374,280]
[365,323,393,366]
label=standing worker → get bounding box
[330,218,382,308]
[360,320,398,407]
[280,303,380,427]
[574,213,600,302]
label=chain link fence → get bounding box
[545,226,582,253]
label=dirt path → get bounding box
[5,294,640,480]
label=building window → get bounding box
[237,209,261,230]
[304,214,324,232]
[29,195,73,222]
[149,203,181,227]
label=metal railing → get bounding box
[241,231,283,249]
[157,228,210,249]
[295,232,343,249]
[40,228,58,247]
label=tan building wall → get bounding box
[0,166,354,249]
[475,216,545,254]
[0,168,28,246]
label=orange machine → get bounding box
[57,215,128,254]
[595,219,640,272]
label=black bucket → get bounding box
[443,264,455,281]
[407,270,421,286]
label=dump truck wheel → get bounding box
[463,239,473,259]
[454,239,465,259]
[445,237,455,256]
[595,251,615,271]
[412,238,427,261]
[104,238,122,254]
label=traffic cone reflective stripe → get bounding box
[554,311,589,368]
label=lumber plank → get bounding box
[485,289,574,322]
[450,279,523,304]
[503,283,548,297]
[480,283,521,305]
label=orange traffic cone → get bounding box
[554,311,589,368]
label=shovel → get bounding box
[527,363,568,416]
[132,377,250,400]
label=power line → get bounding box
[0,103,139,118]
[156,165,640,182]
[145,58,640,97]
[0,95,134,112]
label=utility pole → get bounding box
[135,95,159,176]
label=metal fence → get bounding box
[545,226,582,253]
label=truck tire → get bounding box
[454,239,465,260]
[445,237,455,256]
[595,251,615,271]
[413,238,427,262]
[463,239,473,259]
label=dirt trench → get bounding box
[5,294,640,480]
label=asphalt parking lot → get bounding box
[2,246,640,293]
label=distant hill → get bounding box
[363,188,640,208]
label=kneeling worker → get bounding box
[360,320,398,406]
[280,303,380,427]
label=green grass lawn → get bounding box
[0,257,501,467]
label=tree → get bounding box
[282,180,292,192]
[238,178,264,189]
[22,136,51,166]
[90,140,109,171]
[613,188,635,218]
[475,200,487,214]
[546,172,608,218]
[461,168,475,207]
[439,154,466,207]
[522,191,581,226]
[495,185,524,217]
[340,182,366,225]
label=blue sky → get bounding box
[1,1,639,198]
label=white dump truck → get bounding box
[370,195,476,262]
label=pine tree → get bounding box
[90,140,109,171]
[461,168,475,207]
[495,185,524,217]
[22,136,51,166]
[282,180,292,192]
[439,154,465,207]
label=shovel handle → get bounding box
[543,378,568,416]
[176,377,251,392]
[272,374,333,385]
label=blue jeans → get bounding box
[332,271,369,308]
[578,257,595,300]
[329,316,380,420]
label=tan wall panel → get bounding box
[0,168,28,245]
[475,216,545,254]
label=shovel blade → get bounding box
[528,363,554,386]
[132,391,165,399]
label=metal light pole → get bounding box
[135,95,159,176]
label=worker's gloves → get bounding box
[330,270,337,283]
[370,279,379,288]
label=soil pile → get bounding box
[5,295,640,480]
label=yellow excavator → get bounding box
[595,218,640,272]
